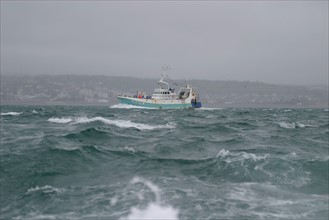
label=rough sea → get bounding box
[1,104,328,220]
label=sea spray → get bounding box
[122,177,179,220]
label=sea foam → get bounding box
[48,117,72,124]
[217,149,268,163]
[1,112,22,116]
[278,122,314,129]
[196,107,224,111]
[121,177,179,220]
[48,116,175,130]
[110,104,156,109]
[27,185,64,194]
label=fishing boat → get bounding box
[117,68,202,109]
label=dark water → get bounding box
[1,105,328,220]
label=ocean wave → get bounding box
[48,117,72,123]
[50,142,104,153]
[226,182,328,218]
[110,104,156,109]
[48,116,175,130]
[312,155,329,162]
[1,112,22,116]
[216,149,269,163]
[26,185,64,194]
[122,146,136,153]
[196,107,224,111]
[13,213,61,220]
[121,177,179,220]
[278,122,314,129]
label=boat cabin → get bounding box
[151,75,177,100]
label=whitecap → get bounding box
[123,146,136,153]
[48,117,72,124]
[196,107,224,111]
[110,104,156,109]
[48,116,175,130]
[121,177,179,220]
[32,110,38,114]
[124,203,178,220]
[13,213,58,220]
[73,117,175,130]
[1,112,22,116]
[27,185,64,194]
[217,149,268,163]
[278,122,296,129]
[216,149,230,157]
[278,122,314,129]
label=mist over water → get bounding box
[1,105,328,219]
[2,1,328,85]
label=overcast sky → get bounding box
[1,1,328,85]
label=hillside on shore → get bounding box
[1,74,328,108]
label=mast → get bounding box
[158,65,170,90]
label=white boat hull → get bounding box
[117,96,201,109]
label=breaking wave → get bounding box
[110,104,156,109]
[216,149,269,163]
[48,116,175,130]
[121,177,179,220]
[26,185,64,194]
[278,122,314,129]
[1,112,22,116]
[48,117,72,124]
[2,106,327,220]
[196,107,224,111]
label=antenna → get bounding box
[161,64,171,77]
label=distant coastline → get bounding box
[1,74,328,108]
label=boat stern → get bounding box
[191,101,202,108]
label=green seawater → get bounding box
[1,105,328,219]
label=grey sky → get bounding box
[1,1,328,85]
